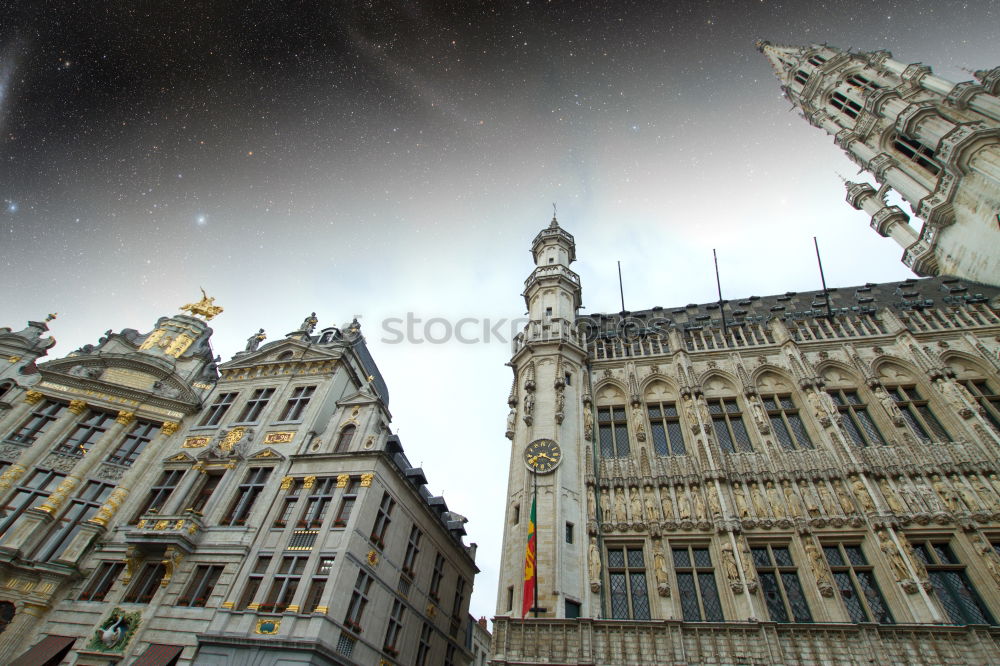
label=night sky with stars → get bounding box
[3,0,999,622]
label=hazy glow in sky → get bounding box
[2,0,999,622]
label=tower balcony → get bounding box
[523,264,581,293]
[512,319,588,355]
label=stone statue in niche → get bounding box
[653,546,670,596]
[589,538,602,591]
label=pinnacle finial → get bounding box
[549,203,559,228]
[45,313,58,322]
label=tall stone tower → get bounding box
[496,216,590,619]
[758,41,1000,286]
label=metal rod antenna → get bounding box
[713,249,728,336]
[617,261,626,313]
[813,237,833,318]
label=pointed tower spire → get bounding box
[758,41,1000,286]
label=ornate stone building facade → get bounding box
[0,302,477,665]
[758,42,1000,286]
[493,217,1000,664]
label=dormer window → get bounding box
[893,133,940,176]
[807,55,826,67]
[794,70,810,85]
[831,92,861,120]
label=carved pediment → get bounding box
[165,452,196,464]
[39,355,201,406]
[250,447,285,461]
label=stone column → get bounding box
[0,398,89,498]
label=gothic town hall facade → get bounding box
[491,43,1000,666]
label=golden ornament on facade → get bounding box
[280,476,294,490]
[160,421,180,435]
[0,465,27,491]
[263,431,295,444]
[116,411,136,426]
[154,520,169,531]
[24,390,44,404]
[38,478,79,514]
[254,618,281,635]
[336,474,349,488]
[182,436,211,449]
[303,475,317,489]
[68,399,88,415]
[360,473,374,487]
[367,549,379,566]
[180,288,224,321]
[220,427,246,452]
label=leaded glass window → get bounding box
[762,394,813,450]
[648,402,686,456]
[673,545,723,621]
[54,410,114,457]
[236,387,275,423]
[7,400,65,444]
[910,539,995,625]
[707,397,753,453]
[829,389,885,446]
[598,406,630,457]
[199,392,237,427]
[823,542,893,623]
[752,544,812,622]
[888,386,950,442]
[261,556,307,613]
[961,380,1000,433]
[607,545,650,620]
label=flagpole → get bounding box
[532,467,539,618]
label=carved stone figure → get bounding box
[299,312,319,334]
[873,383,905,426]
[644,490,659,522]
[804,538,833,594]
[850,476,876,513]
[783,481,803,518]
[894,477,916,512]
[245,328,266,352]
[684,395,699,433]
[601,488,611,520]
[751,482,767,517]
[766,481,785,518]
[632,404,646,441]
[721,541,741,585]
[817,481,837,516]
[933,475,962,513]
[523,392,534,425]
[629,488,643,522]
[583,407,594,441]
[589,538,602,590]
[971,474,999,511]
[975,535,1000,584]
[505,408,517,440]
[587,487,597,522]
[878,530,910,582]
[801,480,820,517]
[660,488,674,520]
[833,479,855,514]
[952,474,980,512]
[879,479,905,513]
[678,487,692,521]
[691,484,706,521]
[555,390,566,425]
[653,546,670,596]
[614,488,628,523]
[733,482,750,518]
[708,484,722,519]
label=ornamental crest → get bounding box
[86,607,141,653]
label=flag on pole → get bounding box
[521,493,537,617]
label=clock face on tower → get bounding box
[524,438,562,473]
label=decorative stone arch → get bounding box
[941,351,995,381]
[815,360,864,388]
[871,355,925,387]
[699,370,741,397]
[640,376,680,401]
[592,380,628,406]
[750,364,796,392]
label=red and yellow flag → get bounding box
[522,494,537,617]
